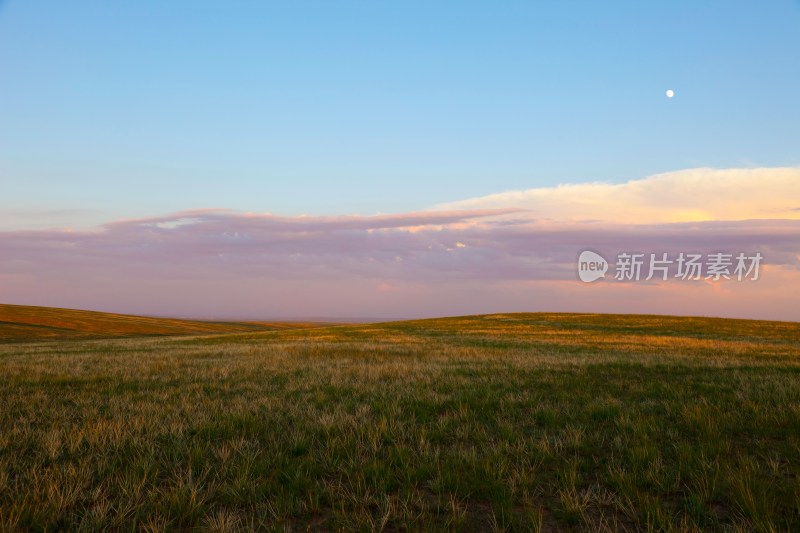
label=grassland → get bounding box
[0,304,328,342]
[0,311,799,531]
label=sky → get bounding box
[1,1,799,320]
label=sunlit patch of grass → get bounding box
[0,303,331,342]
[0,312,799,529]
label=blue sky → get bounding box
[1,1,799,224]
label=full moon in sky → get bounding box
[666,89,675,98]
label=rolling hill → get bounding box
[0,303,328,342]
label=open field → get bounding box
[1,311,799,531]
[0,304,329,342]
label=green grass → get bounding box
[1,312,799,531]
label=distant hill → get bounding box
[0,304,330,342]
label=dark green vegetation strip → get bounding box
[0,313,799,531]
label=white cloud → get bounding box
[436,167,800,224]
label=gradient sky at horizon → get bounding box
[1,2,799,320]
[2,1,800,223]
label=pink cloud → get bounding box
[1,207,799,320]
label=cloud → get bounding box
[3,210,796,281]
[1,168,799,320]
[436,167,800,224]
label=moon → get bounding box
[666,89,675,98]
